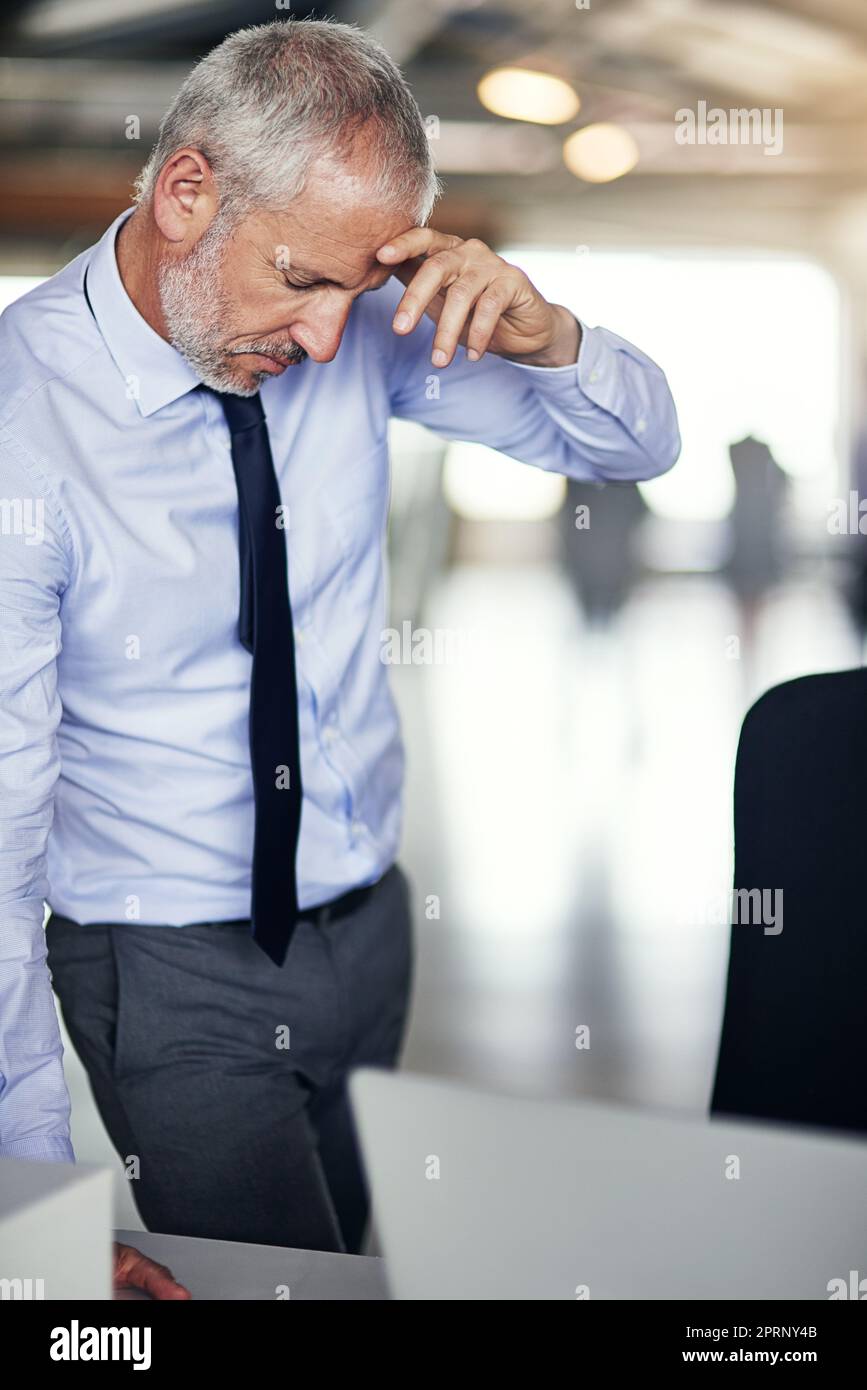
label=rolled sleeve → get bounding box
[504,320,682,481]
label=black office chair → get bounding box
[711,667,867,1135]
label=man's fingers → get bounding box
[114,1243,192,1300]
[391,251,463,335]
[137,1257,191,1300]
[377,227,460,266]
[431,272,491,366]
[385,232,519,365]
[391,258,424,291]
[465,278,513,361]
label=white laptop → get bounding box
[350,1068,867,1300]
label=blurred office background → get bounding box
[3,0,867,1228]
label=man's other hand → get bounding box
[113,1240,192,1299]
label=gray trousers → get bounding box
[45,863,414,1255]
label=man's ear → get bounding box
[152,148,218,245]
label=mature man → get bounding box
[0,19,679,1291]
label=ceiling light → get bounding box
[477,67,580,126]
[563,123,639,182]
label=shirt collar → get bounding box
[85,206,201,418]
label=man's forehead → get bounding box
[281,223,398,283]
[254,180,413,287]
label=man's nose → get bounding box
[291,295,353,364]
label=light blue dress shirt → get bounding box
[0,208,680,1161]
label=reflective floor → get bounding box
[396,556,863,1113]
[55,549,864,1232]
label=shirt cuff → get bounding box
[503,320,661,441]
[502,311,585,381]
[0,1133,76,1163]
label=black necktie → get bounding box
[210,388,303,967]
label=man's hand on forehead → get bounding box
[376,227,580,371]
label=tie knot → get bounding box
[208,386,266,435]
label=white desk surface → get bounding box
[114,1228,389,1301]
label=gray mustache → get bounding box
[230,343,307,363]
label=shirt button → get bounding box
[589,369,600,383]
[350,819,364,837]
[323,725,338,745]
[636,417,647,434]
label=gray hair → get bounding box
[133,18,441,226]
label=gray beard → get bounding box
[157,218,306,395]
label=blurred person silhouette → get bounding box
[558,479,648,624]
[724,434,789,610]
